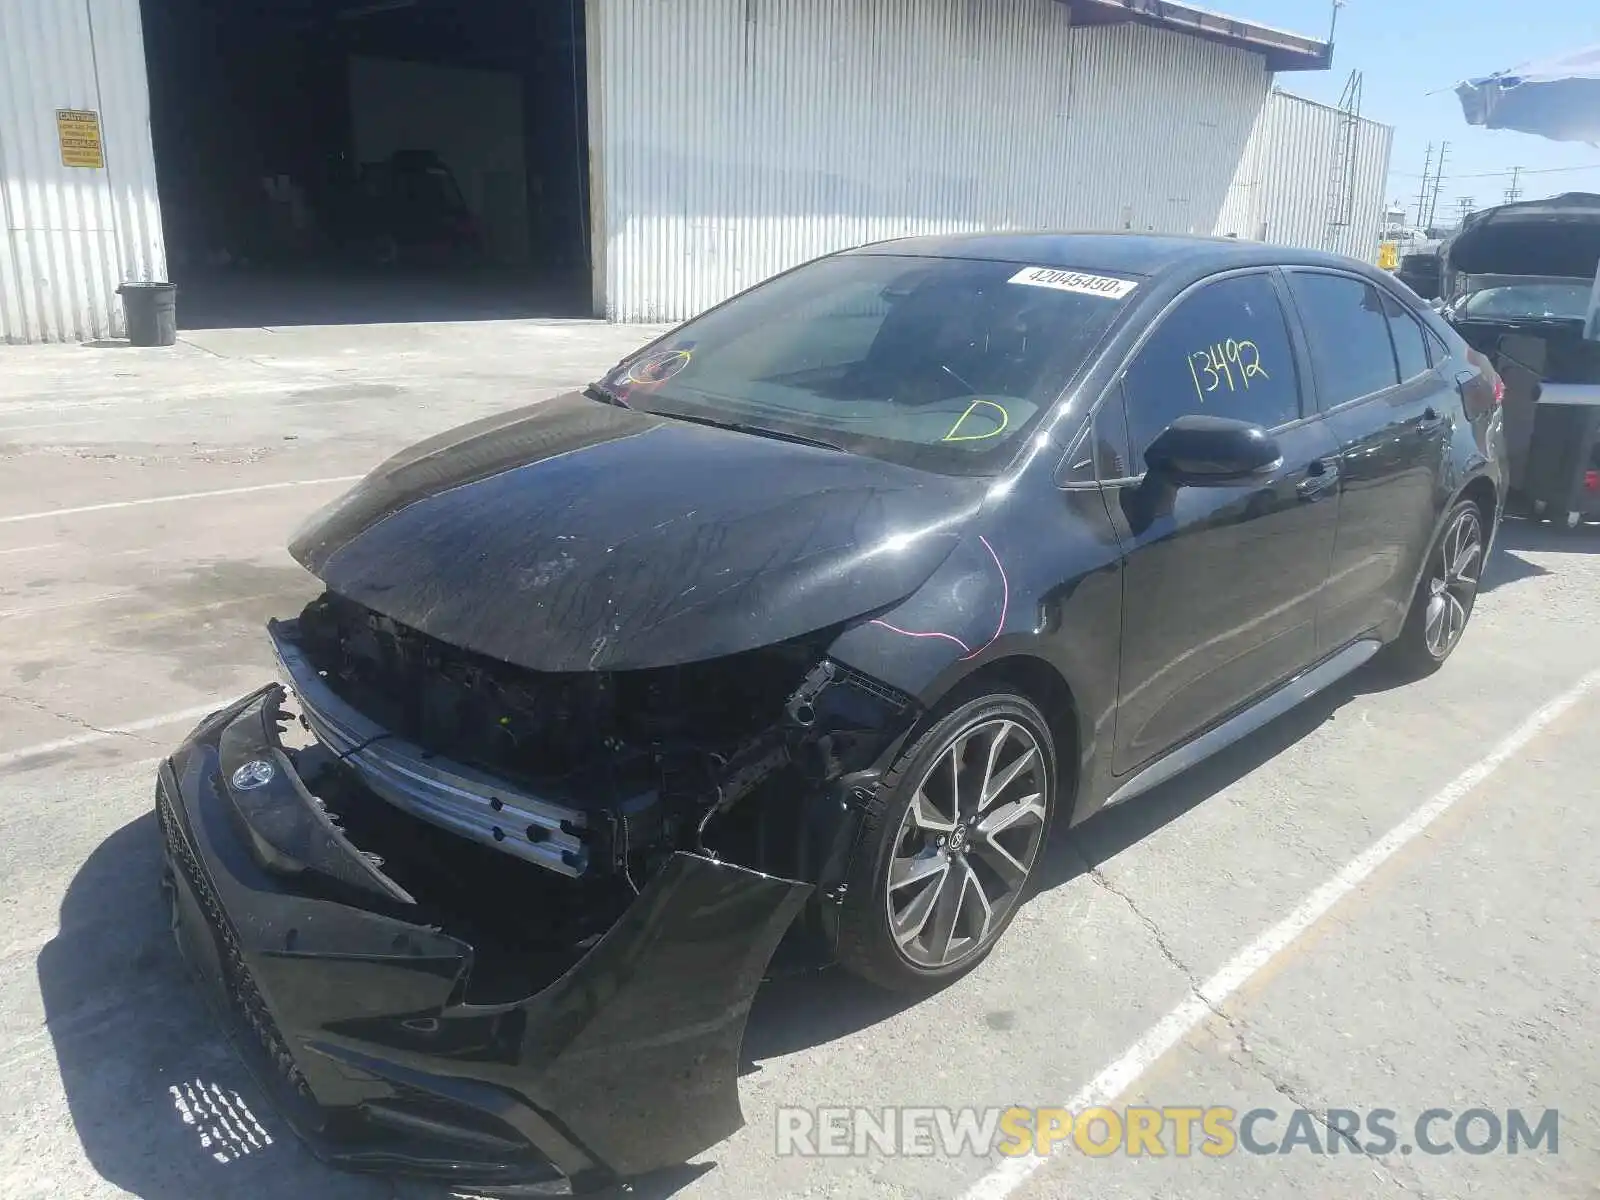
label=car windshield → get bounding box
[1457,279,1590,321]
[592,253,1138,476]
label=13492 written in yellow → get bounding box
[1188,340,1268,401]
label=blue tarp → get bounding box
[1458,45,1600,145]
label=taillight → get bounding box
[1585,469,1599,493]
[1491,374,1504,407]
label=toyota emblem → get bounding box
[230,759,276,791]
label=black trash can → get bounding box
[117,281,178,347]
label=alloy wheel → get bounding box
[885,717,1050,970]
[1423,506,1482,659]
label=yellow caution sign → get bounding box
[56,109,104,169]
[1377,242,1399,271]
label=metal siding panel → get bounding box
[1341,118,1393,262]
[591,0,1270,323]
[0,0,165,343]
[1214,89,1393,263]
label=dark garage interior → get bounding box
[138,0,593,329]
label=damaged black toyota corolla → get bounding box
[156,233,1504,1191]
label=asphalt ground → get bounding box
[1,322,1595,1200]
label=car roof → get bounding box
[842,231,1377,281]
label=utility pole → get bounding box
[1457,196,1475,226]
[1425,141,1450,232]
[1414,143,1434,227]
[1505,167,1523,203]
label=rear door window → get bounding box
[1381,292,1431,381]
[1119,272,1302,469]
[1287,272,1401,408]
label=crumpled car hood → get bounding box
[289,392,981,672]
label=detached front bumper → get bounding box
[156,688,812,1191]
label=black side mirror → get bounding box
[1144,414,1281,486]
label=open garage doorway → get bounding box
[139,0,593,329]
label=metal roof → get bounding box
[1062,0,1332,72]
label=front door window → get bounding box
[1120,272,1303,468]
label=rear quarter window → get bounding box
[1380,292,1431,381]
[1287,272,1401,408]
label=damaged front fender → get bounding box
[157,692,813,1190]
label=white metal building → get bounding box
[1,0,1391,344]
[1215,87,1394,263]
[0,0,166,344]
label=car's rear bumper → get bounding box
[156,688,812,1191]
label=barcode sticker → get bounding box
[1008,267,1137,299]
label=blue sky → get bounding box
[1212,0,1600,222]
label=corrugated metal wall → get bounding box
[0,0,166,343]
[588,0,1272,323]
[1214,88,1393,263]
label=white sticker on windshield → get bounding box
[1008,267,1137,299]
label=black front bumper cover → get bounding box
[156,686,812,1192]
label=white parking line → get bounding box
[0,704,222,772]
[0,476,362,525]
[0,591,135,620]
[961,666,1600,1200]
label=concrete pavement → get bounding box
[1005,685,1600,1200]
[1,321,1596,1200]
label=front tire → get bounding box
[833,693,1057,992]
[1385,498,1485,677]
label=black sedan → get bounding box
[155,233,1508,1192]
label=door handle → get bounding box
[1297,459,1339,500]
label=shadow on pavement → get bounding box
[1030,654,1404,895]
[1481,545,1553,593]
[1480,514,1600,593]
[1494,513,1600,554]
[37,815,394,1200]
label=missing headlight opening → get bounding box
[271,591,914,996]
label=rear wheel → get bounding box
[1385,498,1485,677]
[834,693,1057,992]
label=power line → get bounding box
[1391,161,1600,181]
